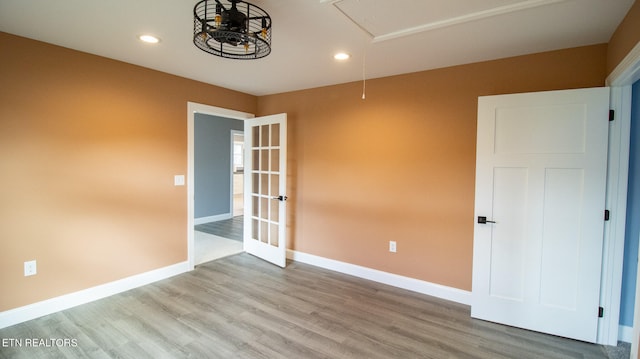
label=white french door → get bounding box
[471,87,610,343]
[243,113,288,267]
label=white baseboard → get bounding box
[0,261,190,330]
[287,250,472,305]
[619,325,633,343]
[194,213,231,225]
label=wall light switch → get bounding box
[174,175,185,186]
[24,260,37,277]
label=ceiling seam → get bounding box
[325,0,569,43]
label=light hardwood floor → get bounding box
[0,254,617,358]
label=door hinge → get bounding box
[598,306,604,318]
[605,210,610,221]
[609,109,615,122]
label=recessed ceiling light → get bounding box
[334,52,351,61]
[139,35,160,44]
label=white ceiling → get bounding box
[0,0,634,96]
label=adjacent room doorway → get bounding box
[187,103,289,270]
[188,103,254,269]
[193,114,244,265]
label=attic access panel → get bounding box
[328,0,566,42]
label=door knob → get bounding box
[478,216,496,224]
[272,195,288,201]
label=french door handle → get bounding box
[272,195,288,201]
[478,216,496,224]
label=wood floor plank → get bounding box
[0,253,617,358]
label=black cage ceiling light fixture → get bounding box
[193,0,272,59]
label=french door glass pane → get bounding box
[271,124,280,146]
[270,223,279,246]
[252,126,260,147]
[261,125,270,147]
[271,149,279,172]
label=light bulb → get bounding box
[139,35,160,44]
[334,53,351,61]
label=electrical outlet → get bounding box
[24,260,37,277]
[389,241,397,253]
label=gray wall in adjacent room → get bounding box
[194,113,243,219]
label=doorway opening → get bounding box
[193,122,244,265]
[193,130,245,264]
[188,102,254,268]
[232,131,245,217]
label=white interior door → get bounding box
[243,113,287,267]
[471,87,610,343]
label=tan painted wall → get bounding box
[0,32,257,311]
[607,0,640,75]
[0,26,618,312]
[259,44,607,291]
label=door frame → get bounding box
[230,130,244,217]
[187,102,254,270]
[602,41,640,345]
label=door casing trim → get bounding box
[601,40,640,346]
